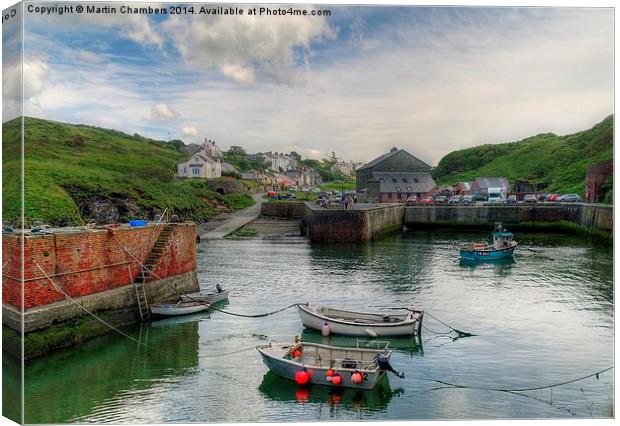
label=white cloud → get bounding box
[75,50,105,64]
[181,127,198,138]
[162,11,336,84]
[151,103,179,120]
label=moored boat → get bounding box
[150,300,210,317]
[459,222,518,261]
[298,304,423,337]
[180,289,229,304]
[257,340,404,390]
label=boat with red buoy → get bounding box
[257,340,404,390]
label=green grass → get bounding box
[3,117,252,225]
[433,115,613,200]
[318,179,355,192]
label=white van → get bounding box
[487,187,507,204]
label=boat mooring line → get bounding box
[34,262,165,354]
[199,345,259,359]
[205,303,302,318]
[416,366,613,393]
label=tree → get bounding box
[330,151,339,162]
[169,139,185,151]
[253,153,271,171]
[289,151,302,161]
[227,145,246,159]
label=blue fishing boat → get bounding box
[459,223,517,260]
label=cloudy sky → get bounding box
[3,3,614,164]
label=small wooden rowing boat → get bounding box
[298,304,423,337]
[180,289,229,304]
[150,300,210,317]
[257,340,403,390]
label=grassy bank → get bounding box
[3,117,253,225]
[432,115,613,199]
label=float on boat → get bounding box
[257,340,404,390]
[298,304,423,338]
[459,222,518,260]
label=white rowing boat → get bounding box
[298,304,423,337]
[180,289,229,304]
[150,300,210,317]
[257,340,403,390]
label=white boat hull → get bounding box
[298,304,423,337]
[150,302,209,317]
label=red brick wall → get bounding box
[586,160,613,203]
[2,224,196,310]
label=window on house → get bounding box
[392,178,398,183]
[192,167,200,175]
[414,178,419,183]
[402,178,409,183]
[387,192,392,198]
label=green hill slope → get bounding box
[2,117,254,226]
[432,115,613,199]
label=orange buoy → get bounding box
[326,369,334,377]
[293,349,302,358]
[331,373,342,385]
[351,372,363,384]
[295,368,310,385]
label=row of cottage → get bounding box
[176,139,362,187]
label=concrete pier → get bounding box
[261,201,613,242]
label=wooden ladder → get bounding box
[132,224,175,321]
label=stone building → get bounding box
[367,173,435,203]
[356,147,434,193]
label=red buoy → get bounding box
[293,349,302,358]
[351,372,363,384]
[326,369,334,377]
[295,369,310,385]
[331,373,342,385]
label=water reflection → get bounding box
[459,257,516,275]
[22,320,201,423]
[258,371,404,413]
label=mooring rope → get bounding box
[206,303,301,318]
[34,262,164,353]
[199,345,259,359]
[420,366,613,393]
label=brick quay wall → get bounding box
[2,223,199,358]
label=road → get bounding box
[200,193,265,240]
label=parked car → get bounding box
[418,197,434,204]
[434,196,447,204]
[506,195,517,204]
[462,195,475,205]
[560,194,581,202]
[546,194,561,202]
[523,194,537,203]
[406,195,418,206]
[448,195,462,204]
[289,185,299,192]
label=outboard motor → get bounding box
[374,354,405,378]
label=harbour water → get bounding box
[6,230,614,422]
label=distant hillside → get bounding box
[2,117,254,226]
[433,115,613,198]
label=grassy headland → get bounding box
[3,117,254,226]
[432,115,613,201]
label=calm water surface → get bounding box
[8,230,614,422]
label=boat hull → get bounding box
[298,304,423,337]
[258,343,387,390]
[150,303,210,317]
[459,243,517,261]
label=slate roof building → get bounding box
[471,177,511,195]
[356,147,435,202]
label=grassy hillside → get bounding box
[2,117,254,226]
[433,115,613,198]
